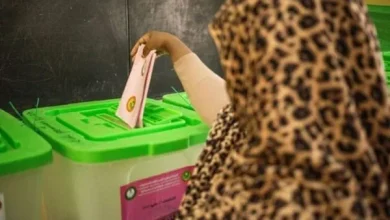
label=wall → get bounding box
[128,0,224,97]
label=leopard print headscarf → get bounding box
[177,0,390,219]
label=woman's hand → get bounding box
[131,31,192,63]
[130,31,172,60]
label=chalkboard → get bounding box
[0,0,224,114]
[0,0,128,113]
[128,0,224,97]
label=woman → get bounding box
[132,0,390,219]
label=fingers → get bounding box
[130,32,151,62]
[130,41,140,59]
[142,45,152,57]
[130,40,143,61]
[130,31,167,62]
[142,31,155,57]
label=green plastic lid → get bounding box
[162,93,194,110]
[0,110,52,176]
[22,99,209,163]
[383,52,390,92]
[368,5,390,51]
[387,79,390,92]
[383,51,390,71]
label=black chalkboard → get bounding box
[0,0,223,114]
[128,0,224,98]
[0,0,129,113]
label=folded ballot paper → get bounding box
[116,45,156,128]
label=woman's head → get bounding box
[179,1,390,218]
[207,0,384,133]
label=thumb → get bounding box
[142,45,151,58]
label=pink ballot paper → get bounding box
[116,45,156,128]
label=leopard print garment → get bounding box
[177,0,390,219]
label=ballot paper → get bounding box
[116,45,156,128]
